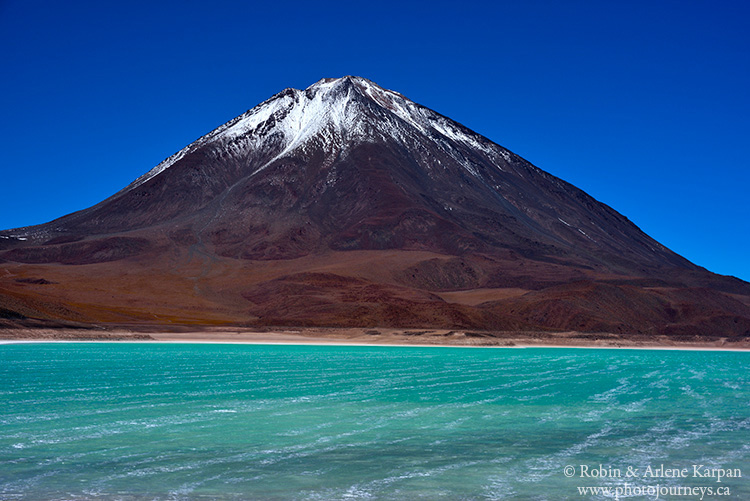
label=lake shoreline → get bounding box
[1,326,748,351]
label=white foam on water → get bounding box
[518,424,615,483]
[621,397,652,413]
[589,377,637,403]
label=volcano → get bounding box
[1,76,748,339]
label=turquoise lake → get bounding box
[1,342,748,500]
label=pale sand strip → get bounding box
[147,332,750,351]
[2,328,747,351]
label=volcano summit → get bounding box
[1,76,748,339]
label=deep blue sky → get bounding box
[1,1,748,281]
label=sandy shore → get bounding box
[1,326,748,350]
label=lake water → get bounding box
[1,342,748,500]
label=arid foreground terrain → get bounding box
[2,325,748,351]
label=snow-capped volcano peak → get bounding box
[126,76,501,191]
[127,77,369,190]
[306,75,386,97]
[306,75,367,91]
